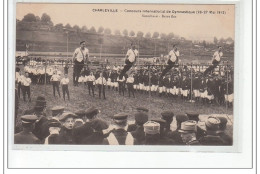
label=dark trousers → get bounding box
[87,81,95,96]
[119,82,125,96]
[127,84,135,97]
[119,61,133,79]
[204,60,219,75]
[52,81,61,97]
[18,82,22,98]
[97,84,106,99]
[160,60,177,78]
[73,60,84,85]
[62,85,70,100]
[22,86,31,102]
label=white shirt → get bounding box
[126,49,138,63]
[51,74,60,81]
[213,51,223,62]
[87,75,95,82]
[60,77,69,85]
[73,47,89,62]
[169,50,180,62]
[96,77,106,85]
[126,77,134,83]
[117,76,125,82]
[21,77,31,86]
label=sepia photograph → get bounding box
[14,3,235,147]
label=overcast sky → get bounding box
[16,3,235,42]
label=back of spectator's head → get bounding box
[176,114,189,129]
[134,112,148,126]
[113,113,128,127]
[217,116,228,130]
[205,116,221,131]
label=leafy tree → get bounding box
[22,13,36,22]
[54,23,63,31]
[65,23,72,29]
[213,37,218,44]
[202,40,207,48]
[98,26,104,33]
[89,26,96,33]
[73,25,81,32]
[114,29,121,35]
[160,33,167,39]
[81,25,88,32]
[35,16,41,22]
[145,32,151,38]
[129,31,135,37]
[152,32,159,39]
[123,29,128,37]
[136,31,144,38]
[104,28,112,35]
[167,32,174,40]
[41,13,51,23]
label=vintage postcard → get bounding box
[13,2,235,150]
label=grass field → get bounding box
[16,64,233,137]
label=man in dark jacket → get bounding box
[14,115,41,144]
[103,113,136,145]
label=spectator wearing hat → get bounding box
[103,113,136,145]
[14,115,41,144]
[73,107,108,144]
[216,116,233,145]
[167,114,189,145]
[75,119,109,145]
[51,106,65,118]
[199,116,225,145]
[23,96,49,141]
[161,111,174,133]
[186,112,206,140]
[44,118,62,144]
[178,120,200,145]
[127,107,149,132]
[130,112,149,145]
[57,112,78,144]
[152,118,175,145]
[60,73,70,101]
[72,41,89,86]
[50,70,61,98]
[143,121,161,145]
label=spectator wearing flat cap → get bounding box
[143,121,161,145]
[56,112,78,144]
[74,118,109,145]
[127,107,149,132]
[130,112,148,145]
[152,119,176,145]
[51,106,65,118]
[103,113,136,145]
[216,116,233,145]
[73,107,110,144]
[167,114,189,145]
[23,96,49,142]
[199,116,225,145]
[161,111,174,133]
[186,112,206,140]
[14,115,41,144]
[178,120,200,145]
[44,118,62,144]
